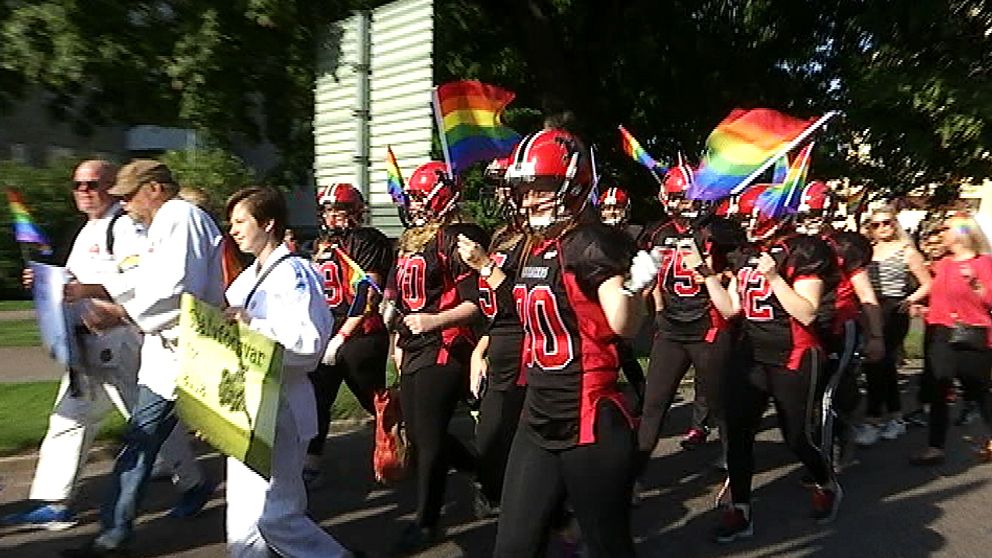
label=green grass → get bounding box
[0,300,33,311]
[904,328,924,360]
[0,319,41,347]
[0,381,126,455]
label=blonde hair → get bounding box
[397,211,472,255]
[178,186,213,213]
[867,205,912,244]
[945,214,991,255]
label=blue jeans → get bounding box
[97,386,178,548]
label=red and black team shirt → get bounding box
[513,223,637,450]
[818,231,872,337]
[311,227,393,335]
[479,236,526,391]
[640,217,741,343]
[395,223,489,375]
[730,233,834,370]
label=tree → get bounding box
[160,147,256,214]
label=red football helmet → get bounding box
[661,161,701,219]
[317,183,366,232]
[405,161,459,226]
[738,184,791,242]
[797,180,833,215]
[598,187,630,227]
[504,128,593,230]
[485,157,511,183]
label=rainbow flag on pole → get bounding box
[5,189,52,255]
[689,108,835,201]
[333,246,382,317]
[618,125,664,172]
[432,80,521,175]
[385,146,406,205]
[756,142,815,219]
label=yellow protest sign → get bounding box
[176,293,282,479]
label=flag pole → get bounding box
[589,146,600,207]
[728,111,838,196]
[431,87,455,179]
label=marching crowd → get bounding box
[3,123,992,558]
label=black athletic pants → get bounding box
[926,326,992,449]
[494,402,636,558]
[400,362,477,528]
[864,297,909,418]
[638,330,730,453]
[307,332,389,456]
[725,348,832,504]
[475,384,526,504]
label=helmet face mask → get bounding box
[598,187,630,227]
[317,184,366,234]
[405,161,460,227]
[795,180,833,236]
[505,129,593,233]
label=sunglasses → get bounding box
[869,219,893,228]
[72,180,103,191]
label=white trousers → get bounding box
[30,346,202,502]
[226,405,349,558]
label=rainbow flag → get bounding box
[756,142,814,219]
[772,154,790,184]
[333,246,382,317]
[689,108,822,201]
[432,80,521,175]
[385,146,406,205]
[618,125,664,172]
[845,187,867,215]
[5,189,51,255]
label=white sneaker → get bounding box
[854,423,880,446]
[879,419,907,440]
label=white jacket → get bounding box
[225,243,333,441]
[116,198,224,398]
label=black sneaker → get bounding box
[60,541,130,558]
[472,484,500,519]
[391,522,439,555]
[715,505,753,543]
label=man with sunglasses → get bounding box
[2,161,203,532]
[60,160,225,558]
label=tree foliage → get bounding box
[0,0,989,215]
[160,147,256,213]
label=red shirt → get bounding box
[926,255,992,347]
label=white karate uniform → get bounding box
[224,243,348,558]
[112,198,225,491]
[30,204,146,503]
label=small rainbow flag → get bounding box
[689,108,825,201]
[845,187,867,215]
[756,142,814,219]
[432,80,521,175]
[772,154,790,184]
[334,246,382,317]
[5,189,52,255]
[618,125,665,172]
[385,146,406,205]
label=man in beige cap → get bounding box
[63,159,225,558]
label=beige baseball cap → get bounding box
[108,159,176,196]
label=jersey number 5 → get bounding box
[737,267,774,321]
[513,285,574,371]
[659,247,701,297]
[479,253,508,319]
[399,255,428,312]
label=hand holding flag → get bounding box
[333,246,383,317]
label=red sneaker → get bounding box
[715,505,753,543]
[680,427,709,450]
[811,483,843,524]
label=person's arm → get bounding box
[727,274,742,316]
[391,332,403,374]
[850,269,885,361]
[757,253,821,325]
[470,335,490,398]
[403,300,479,334]
[697,258,737,319]
[905,248,933,304]
[457,234,507,289]
[599,275,648,338]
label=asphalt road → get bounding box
[1,368,991,557]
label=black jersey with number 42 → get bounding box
[730,233,834,370]
[513,223,637,450]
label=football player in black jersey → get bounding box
[637,165,739,465]
[389,161,490,553]
[458,158,527,519]
[475,128,660,557]
[795,181,883,471]
[717,185,841,543]
[304,184,394,487]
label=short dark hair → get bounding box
[226,187,287,240]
